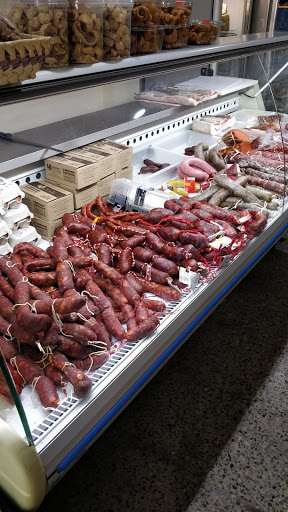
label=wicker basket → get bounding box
[0,34,51,86]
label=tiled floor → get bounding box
[12,235,288,512]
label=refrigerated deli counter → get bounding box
[0,31,288,511]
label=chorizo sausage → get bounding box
[95,245,112,266]
[14,282,51,335]
[35,376,60,409]
[121,276,142,305]
[134,259,171,285]
[56,261,74,293]
[101,308,126,340]
[119,247,134,274]
[0,275,15,301]
[73,351,110,371]
[133,274,181,301]
[60,323,97,346]
[133,246,157,263]
[135,302,149,324]
[151,255,178,276]
[51,351,92,398]
[119,235,145,250]
[93,260,122,286]
[127,316,159,341]
[57,335,93,359]
[157,226,180,242]
[85,281,111,312]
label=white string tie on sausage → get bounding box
[12,301,33,311]
[10,356,27,385]
[4,324,13,341]
[63,259,75,275]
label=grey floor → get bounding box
[34,234,288,512]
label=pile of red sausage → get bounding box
[0,195,267,409]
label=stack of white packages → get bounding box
[0,178,41,255]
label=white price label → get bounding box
[210,236,232,249]
[179,268,199,289]
[237,213,252,224]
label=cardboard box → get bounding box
[97,173,116,198]
[44,180,98,211]
[76,147,115,178]
[20,181,74,222]
[115,166,133,181]
[92,139,133,171]
[31,216,62,240]
[45,148,112,190]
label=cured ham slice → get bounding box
[135,86,218,106]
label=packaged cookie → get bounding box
[160,0,192,26]
[68,0,103,63]
[162,24,189,49]
[131,25,164,54]
[188,20,221,45]
[103,0,132,60]
[131,0,162,28]
[6,0,69,67]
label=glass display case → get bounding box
[0,31,287,511]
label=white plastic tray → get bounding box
[151,129,218,155]
[132,146,182,183]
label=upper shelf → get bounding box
[20,32,288,84]
[1,32,288,105]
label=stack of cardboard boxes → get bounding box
[20,181,74,240]
[20,139,133,240]
[45,139,133,211]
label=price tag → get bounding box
[134,188,147,206]
[179,267,199,290]
[210,236,232,249]
[184,178,195,193]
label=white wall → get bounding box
[0,79,139,133]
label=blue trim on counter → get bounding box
[57,223,288,473]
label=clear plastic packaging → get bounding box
[131,25,164,54]
[108,178,169,212]
[68,0,104,63]
[5,0,69,67]
[9,225,41,248]
[162,24,189,49]
[131,0,162,27]
[0,240,13,256]
[0,219,12,239]
[188,20,222,45]
[0,178,25,215]
[160,0,192,25]
[103,0,132,60]
[1,203,33,231]
[134,85,218,106]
